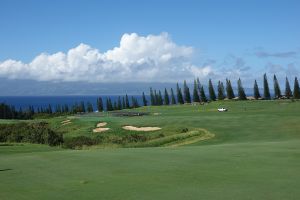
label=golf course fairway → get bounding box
[1,100,300,200]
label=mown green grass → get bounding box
[1,100,300,199]
[45,100,300,145]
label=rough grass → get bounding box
[125,128,214,148]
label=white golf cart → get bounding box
[218,108,228,112]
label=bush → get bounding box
[63,136,96,149]
[0,122,63,146]
[122,134,148,143]
[181,128,189,133]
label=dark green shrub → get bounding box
[123,134,148,143]
[0,122,63,146]
[181,128,189,133]
[63,136,96,149]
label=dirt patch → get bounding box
[97,122,107,127]
[153,113,161,115]
[123,126,161,131]
[93,127,110,133]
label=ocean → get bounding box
[0,95,147,111]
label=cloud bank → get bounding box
[0,33,212,82]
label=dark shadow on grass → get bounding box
[0,169,13,172]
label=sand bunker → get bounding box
[97,122,107,127]
[93,127,110,133]
[61,122,72,126]
[61,120,71,126]
[122,126,161,132]
[93,122,109,132]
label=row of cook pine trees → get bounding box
[146,74,300,106]
[1,74,299,119]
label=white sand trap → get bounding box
[61,120,71,124]
[62,122,72,126]
[153,113,161,115]
[123,126,161,132]
[93,127,110,133]
[97,122,107,127]
[61,120,72,126]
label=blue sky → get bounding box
[0,0,299,86]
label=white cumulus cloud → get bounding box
[0,33,211,82]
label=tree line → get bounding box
[1,74,299,119]
[145,74,300,106]
[0,94,141,120]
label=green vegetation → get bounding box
[176,83,184,104]
[193,79,200,102]
[263,73,271,99]
[285,77,293,98]
[183,80,191,103]
[2,72,300,200]
[199,85,207,102]
[273,74,282,99]
[254,79,261,99]
[208,78,216,101]
[217,80,225,100]
[226,78,235,99]
[237,78,247,100]
[294,77,300,99]
[0,122,63,146]
[1,100,300,199]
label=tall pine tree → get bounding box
[80,101,86,112]
[293,77,300,99]
[125,94,130,108]
[253,80,261,99]
[183,80,191,103]
[170,88,176,104]
[87,102,94,112]
[122,97,126,109]
[197,78,201,91]
[176,83,184,104]
[154,90,159,105]
[193,79,200,102]
[285,77,293,99]
[226,79,235,99]
[273,74,282,99]
[106,98,110,111]
[158,90,164,105]
[217,81,225,100]
[142,92,148,106]
[117,96,122,110]
[263,73,271,100]
[237,78,247,100]
[97,97,103,112]
[164,88,170,105]
[113,101,118,110]
[150,88,155,106]
[208,79,216,101]
[199,86,207,102]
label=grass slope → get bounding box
[1,100,300,199]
